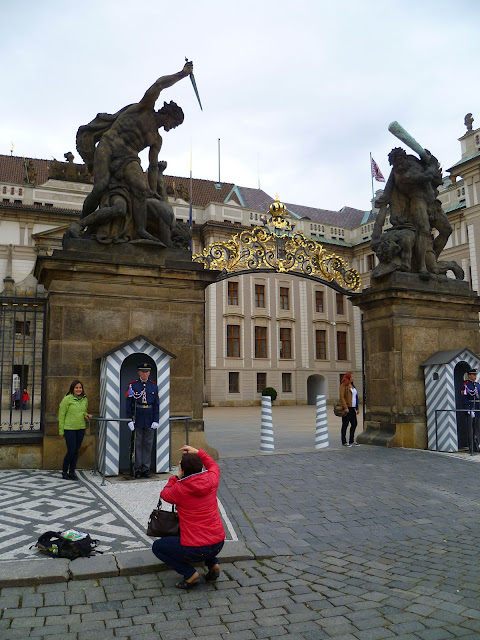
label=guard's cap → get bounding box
[468,369,477,375]
[137,362,151,372]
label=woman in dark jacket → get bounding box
[152,444,225,589]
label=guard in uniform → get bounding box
[461,368,480,453]
[126,362,160,478]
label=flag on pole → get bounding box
[371,156,385,182]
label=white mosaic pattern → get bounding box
[0,469,152,561]
[0,468,235,561]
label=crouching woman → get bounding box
[152,445,225,589]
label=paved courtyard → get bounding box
[203,404,350,457]
[1,407,480,639]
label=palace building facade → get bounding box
[0,114,479,410]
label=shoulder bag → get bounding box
[146,500,180,537]
[333,401,348,417]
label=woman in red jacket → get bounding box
[152,445,225,589]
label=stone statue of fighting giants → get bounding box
[371,121,463,281]
[65,62,194,246]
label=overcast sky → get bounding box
[1,0,479,212]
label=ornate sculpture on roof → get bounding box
[166,181,190,203]
[48,152,92,183]
[370,121,463,282]
[64,61,195,247]
[464,113,474,132]
[24,159,37,185]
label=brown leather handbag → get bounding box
[146,500,180,537]
[333,401,348,417]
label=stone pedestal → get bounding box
[353,272,480,448]
[35,240,219,470]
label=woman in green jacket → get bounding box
[58,380,92,480]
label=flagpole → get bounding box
[370,152,375,204]
[189,140,193,250]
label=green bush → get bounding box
[261,387,277,401]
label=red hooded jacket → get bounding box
[160,449,225,547]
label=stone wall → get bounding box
[35,241,218,470]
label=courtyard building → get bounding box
[0,114,478,416]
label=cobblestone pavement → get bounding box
[2,445,480,639]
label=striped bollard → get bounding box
[260,395,274,453]
[315,394,329,449]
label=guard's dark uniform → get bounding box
[461,372,480,452]
[126,368,159,476]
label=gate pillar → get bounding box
[35,241,219,470]
[353,272,480,449]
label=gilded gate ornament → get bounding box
[193,202,361,293]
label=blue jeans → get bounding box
[152,536,224,579]
[62,429,85,474]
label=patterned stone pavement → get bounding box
[0,469,235,561]
[0,469,154,560]
[1,444,480,639]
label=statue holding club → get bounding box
[371,122,463,281]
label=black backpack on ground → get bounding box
[33,530,100,559]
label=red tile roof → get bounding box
[164,175,242,207]
[0,155,50,185]
[0,154,365,224]
[238,186,276,212]
[284,202,368,229]
[0,201,78,214]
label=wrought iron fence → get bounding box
[0,296,45,432]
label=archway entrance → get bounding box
[307,374,327,405]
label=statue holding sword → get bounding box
[67,60,201,244]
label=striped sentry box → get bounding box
[424,348,479,452]
[315,394,329,449]
[260,395,274,453]
[98,337,174,475]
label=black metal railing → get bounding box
[89,414,192,485]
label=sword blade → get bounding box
[189,73,203,111]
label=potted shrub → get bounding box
[261,387,277,402]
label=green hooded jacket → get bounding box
[58,394,89,435]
